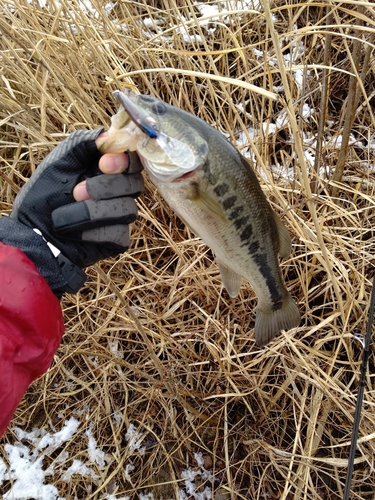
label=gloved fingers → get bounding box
[52,198,138,234]
[82,224,130,248]
[86,172,144,200]
[127,152,143,173]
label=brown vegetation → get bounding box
[1,0,375,498]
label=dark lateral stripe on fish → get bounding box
[228,206,244,220]
[234,216,248,230]
[222,196,237,210]
[213,183,230,197]
[240,224,253,241]
[253,253,284,309]
[249,241,260,254]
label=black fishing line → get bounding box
[343,274,375,499]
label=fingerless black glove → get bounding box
[1,129,144,297]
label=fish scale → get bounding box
[100,92,301,346]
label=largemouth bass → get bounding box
[99,91,300,346]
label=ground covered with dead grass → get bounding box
[1,1,375,499]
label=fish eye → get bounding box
[151,102,166,115]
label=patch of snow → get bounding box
[55,451,69,464]
[27,0,47,7]
[0,443,61,500]
[237,127,256,146]
[262,122,277,134]
[235,102,251,118]
[304,149,315,169]
[301,103,314,119]
[86,427,106,467]
[194,452,205,468]
[109,340,123,358]
[125,423,145,455]
[38,419,80,451]
[293,68,304,89]
[139,493,155,500]
[270,164,295,182]
[61,459,98,482]
[253,48,264,59]
[275,110,288,128]
[12,418,79,453]
[125,463,135,482]
[113,410,123,428]
[105,496,130,500]
[87,355,99,367]
[0,418,102,499]
[196,4,220,22]
[179,453,214,500]
[176,25,204,44]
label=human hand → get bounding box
[10,129,144,294]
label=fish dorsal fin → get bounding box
[273,213,291,259]
[217,259,243,298]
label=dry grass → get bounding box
[1,0,375,498]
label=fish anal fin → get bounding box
[217,260,242,298]
[254,292,301,347]
[273,213,292,259]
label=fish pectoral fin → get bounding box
[273,213,292,259]
[190,188,227,223]
[217,260,242,298]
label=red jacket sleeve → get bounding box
[0,242,64,437]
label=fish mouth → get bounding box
[112,91,208,183]
[173,165,203,182]
[113,90,159,139]
[174,170,196,181]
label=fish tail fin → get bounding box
[254,293,300,347]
